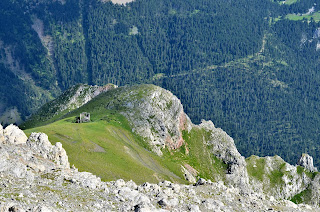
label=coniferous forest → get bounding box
[1,0,320,166]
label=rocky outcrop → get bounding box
[104,85,250,189]
[2,124,28,145]
[58,84,117,113]
[181,165,197,184]
[246,154,320,201]
[21,84,117,129]
[198,120,250,192]
[106,85,192,156]
[27,133,69,169]
[298,153,317,172]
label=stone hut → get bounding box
[76,112,90,123]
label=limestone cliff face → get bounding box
[27,133,70,169]
[51,84,117,114]
[105,84,192,156]
[1,124,28,145]
[103,85,251,191]
[298,153,318,172]
[198,120,250,191]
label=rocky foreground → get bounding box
[0,124,318,211]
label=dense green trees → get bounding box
[1,0,320,165]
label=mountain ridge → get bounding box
[20,83,320,207]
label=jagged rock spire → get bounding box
[298,153,318,172]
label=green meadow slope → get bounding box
[23,84,229,184]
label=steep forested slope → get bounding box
[2,0,320,166]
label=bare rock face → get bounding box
[60,84,117,112]
[247,155,314,200]
[308,174,320,205]
[27,133,69,169]
[198,120,250,192]
[3,124,28,145]
[107,85,250,190]
[109,85,192,156]
[298,153,318,172]
[22,84,117,129]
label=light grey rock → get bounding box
[202,199,218,210]
[298,153,318,172]
[33,205,56,212]
[126,180,138,190]
[195,178,206,186]
[170,184,180,193]
[66,171,102,189]
[188,205,200,212]
[198,120,250,191]
[118,187,139,201]
[107,85,192,156]
[307,174,320,205]
[167,198,179,207]
[11,163,27,178]
[114,179,126,188]
[3,124,28,145]
[0,149,9,171]
[135,194,151,206]
[27,133,69,168]
[52,84,117,116]
[247,155,316,200]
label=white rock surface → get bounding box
[27,132,69,168]
[298,153,318,172]
[3,124,28,144]
[107,85,192,156]
[199,120,250,192]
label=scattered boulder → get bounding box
[66,171,102,189]
[114,179,126,188]
[195,178,207,186]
